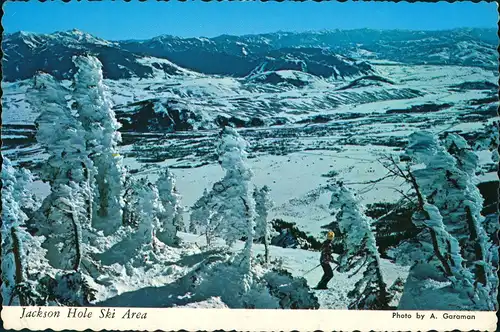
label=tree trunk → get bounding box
[465,206,487,286]
[68,207,82,272]
[82,162,93,224]
[264,234,270,263]
[374,255,390,309]
[427,227,453,277]
[152,230,157,253]
[407,169,425,209]
[11,227,27,306]
[206,228,211,248]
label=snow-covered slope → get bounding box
[4,63,496,133]
[92,232,408,309]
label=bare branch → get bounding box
[343,173,393,186]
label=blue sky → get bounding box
[3,1,498,40]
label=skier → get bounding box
[315,231,336,290]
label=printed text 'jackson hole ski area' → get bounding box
[1,1,498,331]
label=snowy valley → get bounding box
[1,28,498,311]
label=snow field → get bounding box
[123,145,407,238]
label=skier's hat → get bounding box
[327,231,335,240]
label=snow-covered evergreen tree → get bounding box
[134,182,164,249]
[211,127,256,271]
[444,132,498,246]
[28,72,93,189]
[189,188,210,234]
[73,55,126,235]
[191,127,256,272]
[444,133,480,176]
[27,72,94,271]
[474,120,499,163]
[12,167,39,219]
[1,157,31,305]
[406,131,496,302]
[394,202,487,309]
[1,158,60,306]
[329,182,391,309]
[37,183,88,271]
[156,168,184,246]
[190,188,223,247]
[122,172,141,228]
[253,185,276,263]
[388,131,496,310]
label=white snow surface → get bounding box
[93,232,408,309]
[3,64,497,126]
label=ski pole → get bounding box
[301,264,321,277]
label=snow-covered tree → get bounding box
[328,183,391,310]
[122,172,141,228]
[37,183,87,271]
[191,127,256,271]
[211,127,256,271]
[28,72,94,189]
[134,182,164,249]
[474,120,499,163]
[1,158,61,306]
[1,157,31,305]
[394,202,488,309]
[12,167,39,219]
[190,188,223,247]
[73,55,126,235]
[444,132,498,247]
[27,72,94,271]
[189,188,210,234]
[156,168,184,246]
[253,185,276,263]
[388,131,496,310]
[406,131,495,298]
[444,133,480,175]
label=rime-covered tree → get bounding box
[189,188,210,234]
[28,73,94,190]
[2,158,93,306]
[406,131,495,301]
[2,160,53,306]
[212,127,256,271]
[190,188,223,247]
[394,201,487,309]
[13,167,39,220]
[329,182,391,309]
[156,168,184,246]
[73,55,126,235]
[474,120,499,163]
[1,157,32,305]
[253,185,276,263]
[191,127,256,270]
[122,172,141,228]
[134,182,164,249]
[27,72,94,271]
[388,131,496,310]
[445,132,498,244]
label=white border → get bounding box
[1,306,497,331]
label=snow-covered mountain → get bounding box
[2,29,196,81]
[3,28,497,83]
[119,28,498,75]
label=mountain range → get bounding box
[2,28,498,82]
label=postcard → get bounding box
[1,0,498,331]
